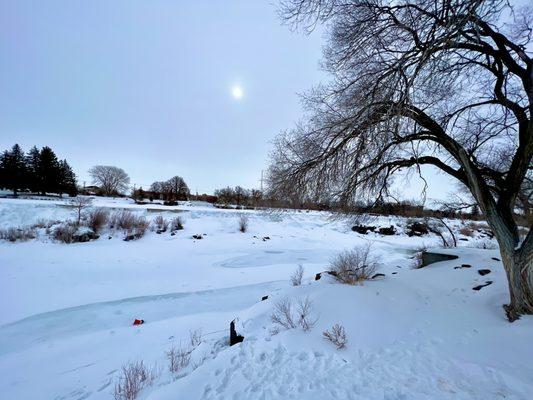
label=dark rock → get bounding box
[406,222,429,237]
[261,295,268,301]
[351,225,376,235]
[315,272,322,281]
[378,225,396,235]
[454,264,472,269]
[491,257,501,261]
[229,320,244,346]
[192,234,203,240]
[371,273,385,279]
[478,269,491,276]
[72,229,99,243]
[473,281,493,291]
[459,238,469,241]
[170,232,176,236]
[392,272,398,275]
[262,236,270,241]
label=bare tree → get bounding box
[70,197,93,226]
[271,0,533,320]
[89,165,130,196]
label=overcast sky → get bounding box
[0,0,454,202]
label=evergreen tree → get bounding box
[58,159,77,197]
[0,144,29,196]
[37,146,61,195]
[25,146,41,193]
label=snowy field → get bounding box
[0,196,532,399]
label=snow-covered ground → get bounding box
[0,196,531,399]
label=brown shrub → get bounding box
[113,360,157,400]
[87,208,109,233]
[323,324,347,349]
[330,244,379,284]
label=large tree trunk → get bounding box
[493,222,533,321]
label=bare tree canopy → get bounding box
[270,0,532,318]
[89,165,130,196]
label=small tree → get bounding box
[71,197,93,226]
[89,165,130,196]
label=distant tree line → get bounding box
[132,176,190,203]
[214,186,263,207]
[0,144,77,197]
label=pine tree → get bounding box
[0,144,29,196]
[58,160,77,197]
[25,146,41,193]
[37,146,61,195]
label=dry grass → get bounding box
[87,208,109,233]
[290,264,304,286]
[238,214,249,233]
[459,226,474,237]
[153,215,168,232]
[52,223,77,244]
[113,361,157,400]
[330,244,379,284]
[0,226,36,242]
[323,324,347,349]
[170,216,184,231]
[166,344,191,374]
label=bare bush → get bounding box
[170,216,184,231]
[109,210,136,230]
[323,324,347,349]
[238,214,248,233]
[113,360,157,400]
[87,208,109,233]
[271,297,317,332]
[271,298,297,330]
[290,264,304,286]
[188,329,202,348]
[52,223,77,244]
[296,297,317,331]
[153,215,168,232]
[0,226,36,242]
[124,218,149,241]
[166,344,191,374]
[330,244,379,284]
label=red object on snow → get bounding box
[133,319,144,326]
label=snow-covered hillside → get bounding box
[0,196,531,399]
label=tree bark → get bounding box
[490,216,533,321]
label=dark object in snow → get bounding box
[192,234,203,240]
[454,264,472,269]
[371,273,385,279]
[170,232,176,236]
[459,238,469,241]
[378,225,396,235]
[351,225,375,234]
[503,304,521,322]
[392,272,398,275]
[492,257,501,261]
[229,320,244,346]
[73,230,99,243]
[473,281,493,291]
[108,236,112,240]
[406,222,429,237]
[163,200,178,206]
[315,270,339,281]
[124,233,143,242]
[421,252,459,267]
[262,236,270,241]
[133,319,144,326]
[478,269,491,276]
[261,295,268,301]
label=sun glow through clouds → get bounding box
[232,85,243,99]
